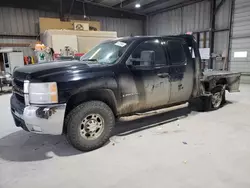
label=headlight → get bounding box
[29,82,58,104]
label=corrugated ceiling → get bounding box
[90,0,190,14]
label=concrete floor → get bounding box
[1,85,250,188]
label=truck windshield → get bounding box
[80,40,131,65]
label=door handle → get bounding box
[157,73,169,78]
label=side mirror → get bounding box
[140,51,155,66]
[128,51,155,68]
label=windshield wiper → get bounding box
[81,58,99,62]
[81,58,106,65]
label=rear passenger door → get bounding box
[164,39,194,104]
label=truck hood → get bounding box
[13,61,92,81]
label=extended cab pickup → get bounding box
[11,35,241,151]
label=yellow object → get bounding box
[51,94,58,103]
[50,83,57,93]
[31,57,35,64]
[50,83,58,103]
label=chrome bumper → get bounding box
[11,96,66,135]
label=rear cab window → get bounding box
[165,40,187,65]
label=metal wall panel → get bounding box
[147,8,182,35]
[147,1,210,35]
[0,7,58,36]
[232,0,250,37]
[0,37,36,56]
[182,1,210,33]
[92,16,143,37]
[71,15,144,37]
[0,7,143,37]
[215,0,231,30]
[0,7,144,56]
[213,0,231,71]
[214,31,229,70]
[230,0,250,83]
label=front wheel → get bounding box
[66,101,115,151]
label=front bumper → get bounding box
[11,95,66,135]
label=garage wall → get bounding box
[147,8,182,35]
[147,1,210,35]
[214,0,231,70]
[0,37,36,56]
[0,7,144,56]
[182,1,211,33]
[147,0,232,71]
[230,0,250,83]
[0,8,59,36]
[88,17,143,38]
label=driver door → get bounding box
[126,39,171,111]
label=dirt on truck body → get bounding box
[11,35,241,151]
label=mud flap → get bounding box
[188,94,211,112]
[201,95,212,112]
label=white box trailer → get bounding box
[41,30,117,54]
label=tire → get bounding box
[211,86,225,110]
[221,90,226,105]
[190,86,226,112]
[200,86,225,111]
[66,101,115,152]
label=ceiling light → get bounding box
[135,3,141,8]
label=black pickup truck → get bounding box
[11,35,241,151]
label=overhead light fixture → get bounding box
[135,3,141,8]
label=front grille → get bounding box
[15,93,25,104]
[11,94,25,115]
[12,78,24,104]
[13,79,24,91]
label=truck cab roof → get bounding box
[110,35,194,46]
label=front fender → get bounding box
[71,76,118,96]
[64,77,119,116]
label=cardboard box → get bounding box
[39,18,100,33]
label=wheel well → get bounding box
[65,89,117,118]
[216,78,227,86]
[203,78,228,92]
[216,78,229,91]
[203,82,209,92]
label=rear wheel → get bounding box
[66,101,115,151]
[201,85,225,111]
[211,86,225,109]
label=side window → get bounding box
[131,40,167,65]
[167,40,186,65]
